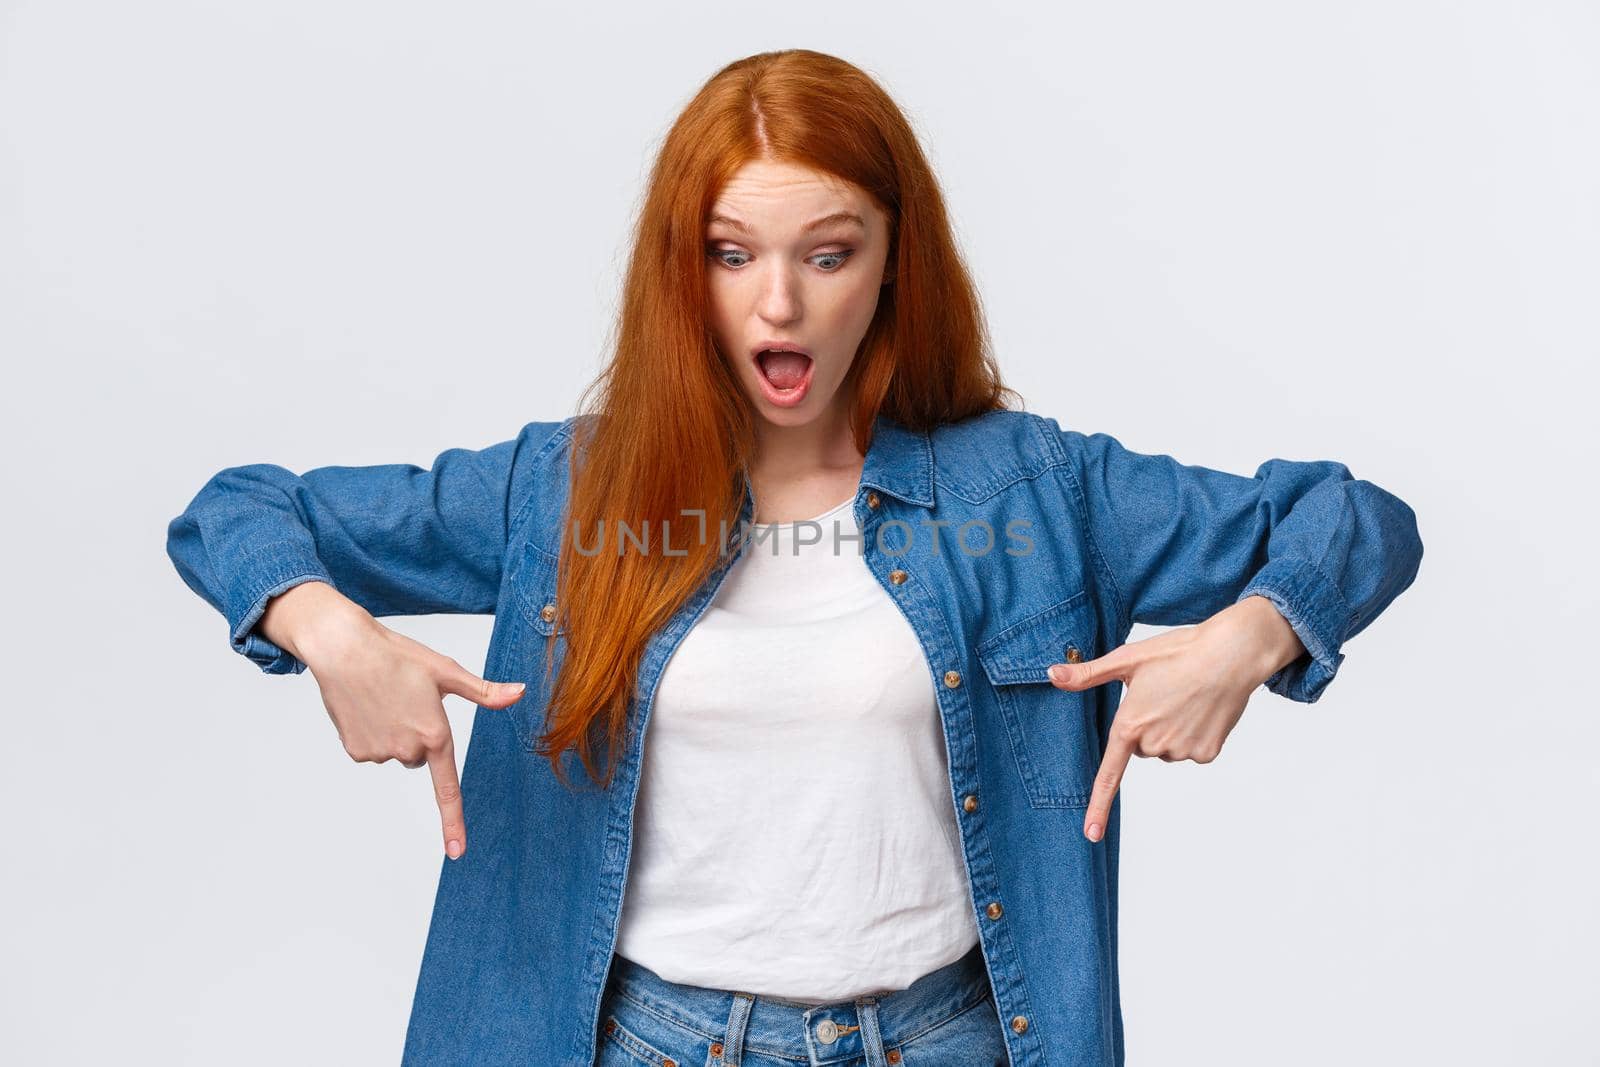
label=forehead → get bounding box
[707,159,874,229]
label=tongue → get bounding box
[760,351,810,389]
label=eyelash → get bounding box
[705,247,855,273]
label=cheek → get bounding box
[838,274,885,329]
[703,285,740,354]
[812,284,882,379]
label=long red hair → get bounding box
[535,49,1020,790]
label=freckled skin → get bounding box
[704,158,894,491]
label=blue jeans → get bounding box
[594,941,1009,1067]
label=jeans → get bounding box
[594,940,1009,1067]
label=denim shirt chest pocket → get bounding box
[976,589,1101,810]
[506,542,566,754]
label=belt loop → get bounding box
[720,992,754,1066]
[856,997,889,1067]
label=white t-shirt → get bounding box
[612,493,981,1003]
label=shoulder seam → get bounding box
[507,417,577,555]
[1045,421,1131,638]
[931,410,1063,504]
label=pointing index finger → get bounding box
[1084,726,1132,843]
[427,728,466,859]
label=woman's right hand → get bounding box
[259,581,526,861]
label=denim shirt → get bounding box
[166,409,1423,1066]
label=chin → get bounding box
[750,400,822,427]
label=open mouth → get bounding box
[752,345,815,408]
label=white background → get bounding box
[4,2,1595,1063]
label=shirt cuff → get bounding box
[1236,557,1351,704]
[227,544,334,675]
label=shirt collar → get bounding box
[859,413,935,507]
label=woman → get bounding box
[167,49,1423,1067]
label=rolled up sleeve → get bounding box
[165,419,568,674]
[1054,419,1424,703]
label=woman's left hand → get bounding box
[1047,595,1307,843]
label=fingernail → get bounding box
[446,839,462,859]
[1049,665,1069,683]
[509,682,526,695]
[1087,822,1101,841]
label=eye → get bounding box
[707,247,752,269]
[811,250,853,272]
[705,247,856,273]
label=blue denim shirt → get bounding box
[166,409,1423,1066]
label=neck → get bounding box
[749,407,863,483]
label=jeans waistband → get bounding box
[603,940,991,1065]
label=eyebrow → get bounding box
[706,211,866,236]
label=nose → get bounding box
[756,263,802,326]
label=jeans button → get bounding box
[816,1019,839,1043]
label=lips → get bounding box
[750,342,815,408]
[755,350,811,390]
[750,339,811,360]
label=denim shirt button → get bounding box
[963,794,978,812]
[943,670,962,688]
[540,603,556,623]
[866,490,881,509]
[986,901,1004,919]
[1010,1015,1030,1034]
[1064,645,1082,663]
[889,569,908,585]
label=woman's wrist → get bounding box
[1211,594,1308,687]
[259,580,369,665]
